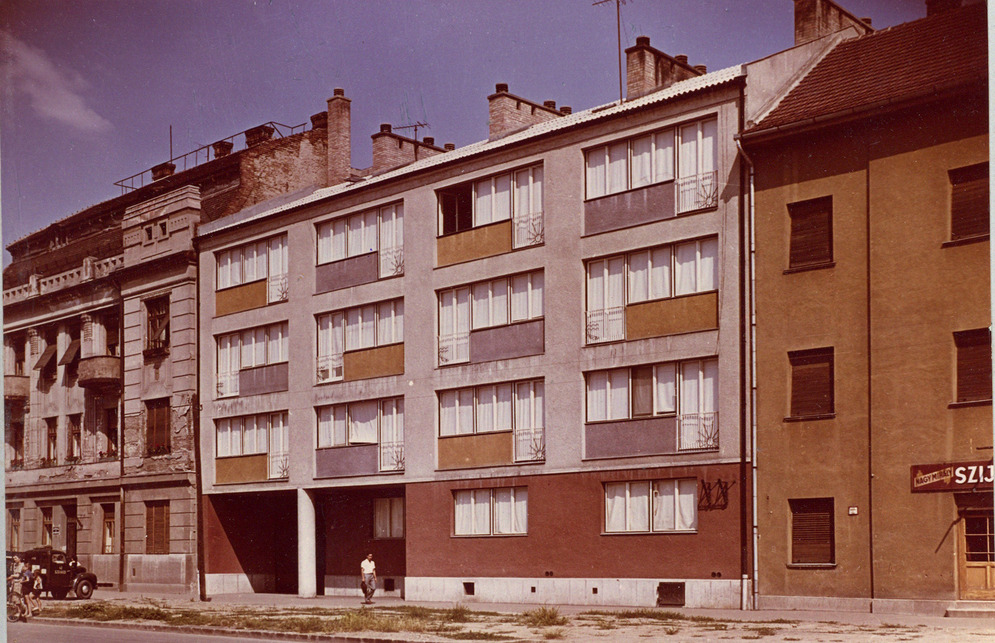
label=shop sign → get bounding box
[910,460,994,493]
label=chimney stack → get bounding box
[245,124,275,147]
[693,64,707,74]
[624,36,703,99]
[560,106,572,115]
[444,143,455,151]
[423,136,435,146]
[793,0,874,46]
[151,162,176,181]
[326,87,352,186]
[212,140,234,159]
[487,83,563,139]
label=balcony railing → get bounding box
[316,354,344,383]
[586,307,625,344]
[676,170,718,214]
[379,440,405,472]
[216,372,239,397]
[514,426,546,462]
[678,411,719,452]
[267,274,289,303]
[379,246,404,278]
[438,332,469,365]
[513,210,544,249]
[268,452,290,479]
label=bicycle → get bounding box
[7,580,29,622]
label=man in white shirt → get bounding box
[360,553,377,604]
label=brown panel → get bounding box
[437,220,512,267]
[215,454,268,484]
[626,291,718,340]
[955,329,993,402]
[789,348,834,417]
[950,163,989,240]
[215,280,267,317]
[343,343,404,382]
[438,432,513,470]
[788,196,833,268]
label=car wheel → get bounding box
[51,589,68,600]
[75,579,94,600]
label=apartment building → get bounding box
[4,118,340,592]
[194,7,848,606]
[742,0,989,614]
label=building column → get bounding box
[4,336,14,374]
[297,488,317,598]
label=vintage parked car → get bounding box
[8,547,97,600]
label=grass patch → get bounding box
[521,606,568,627]
[444,603,472,623]
[747,626,778,637]
[67,602,170,622]
[543,628,566,640]
[442,631,513,641]
[581,608,717,623]
[665,626,681,635]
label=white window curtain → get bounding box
[628,251,649,303]
[587,260,605,312]
[228,248,243,287]
[472,489,491,534]
[440,389,474,436]
[476,385,496,433]
[605,483,626,532]
[267,323,288,363]
[381,398,403,445]
[654,129,675,182]
[675,241,699,295]
[439,287,470,362]
[515,380,543,430]
[454,490,473,535]
[317,312,344,381]
[654,363,677,414]
[378,300,403,344]
[390,497,404,538]
[374,498,391,539]
[346,304,376,351]
[269,236,287,278]
[379,204,403,249]
[630,135,652,188]
[349,400,378,444]
[607,257,625,309]
[587,371,608,422]
[531,167,543,213]
[493,173,511,222]
[609,368,629,419]
[243,416,258,454]
[439,390,458,436]
[701,119,717,174]
[703,358,718,414]
[333,405,347,445]
[458,388,474,434]
[586,148,607,199]
[608,141,628,194]
[493,487,527,534]
[475,178,493,226]
[362,211,377,254]
[650,246,672,299]
[514,168,535,217]
[677,479,698,530]
[332,219,347,261]
[244,243,260,282]
[217,251,232,289]
[681,361,701,415]
[628,481,650,531]
[679,123,699,178]
[699,238,718,291]
[495,383,513,431]
[317,222,333,263]
[317,406,335,448]
[653,480,676,531]
[270,413,288,454]
[217,419,232,457]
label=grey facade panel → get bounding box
[238,362,289,397]
[315,253,379,294]
[470,319,544,364]
[315,444,378,478]
[584,416,677,459]
[584,181,675,236]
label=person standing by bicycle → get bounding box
[7,555,30,620]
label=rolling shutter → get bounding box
[788,197,833,268]
[789,348,834,417]
[790,498,834,564]
[955,329,992,403]
[950,163,989,240]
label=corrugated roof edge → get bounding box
[197,64,745,240]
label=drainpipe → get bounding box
[735,134,758,611]
[115,295,126,593]
[736,79,752,611]
[192,241,209,602]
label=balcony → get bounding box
[78,356,121,388]
[678,412,719,451]
[586,307,625,344]
[514,426,545,462]
[4,374,29,399]
[512,210,544,249]
[676,170,718,214]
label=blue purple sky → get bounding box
[1,1,925,264]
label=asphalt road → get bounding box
[6,621,290,643]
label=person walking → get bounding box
[360,553,376,604]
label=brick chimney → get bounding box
[212,140,234,158]
[487,83,563,140]
[327,88,352,186]
[793,0,874,46]
[371,124,446,174]
[624,36,703,99]
[926,0,962,15]
[245,124,275,147]
[151,162,176,180]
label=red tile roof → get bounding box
[751,3,987,133]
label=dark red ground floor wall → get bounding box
[321,488,406,578]
[406,464,746,579]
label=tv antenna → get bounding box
[394,121,430,141]
[593,0,626,103]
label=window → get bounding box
[454,487,527,536]
[585,118,716,213]
[950,162,989,240]
[316,398,403,448]
[101,504,115,554]
[45,417,58,464]
[438,165,544,247]
[216,411,287,458]
[788,348,834,418]
[67,414,81,461]
[954,328,992,403]
[8,509,20,551]
[788,196,833,269]
[145,295,170,354]
[440,380,546,462]
[216,322,289,396]
[41,507,53,546]
[587,238,717,343]
[36,328,58,382]
[374,498,404,539]
[439,270,544,364]
[103,407,119,457]
[145,500,170,555]
[8,334,26,375]
[8,419,24,466]
[216,234,289,302]
[146,398,171,456]
[316,299,404,383]
[605,479,697,533]
[789,498,834,565]
[317,202,405,278]
[61,325,81,384]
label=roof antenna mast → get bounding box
[593,0,627,103]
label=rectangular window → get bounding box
[439,379,544,438]
[954,329,992,403]
[788,196,833,269]
[587,238,717,343]
[316,299,403,383]
[41,507,53,546]
[216,322,289,396]
[9,419,24,465]
[317,203,404,277]
[789,498,834,564]
[216,234,289,302]
[950,162,989,240]
[145,500,170,555]
[316,398,404,449]
[103,407,119,457]
[438,165,544,247]
[374,497,405,539]
[454,487,527,536]
[8,509,20,551]
[788,348,834,418]
[67,414,81,461]
[586,360,716,422]
[146,398,171,456]
[604,479,697,533]
[101,504,115,554]
[145,295,170,353]
[216,411,287,459]
[45,417,58,464]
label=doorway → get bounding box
[958,503,995,599]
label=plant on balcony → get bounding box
[146,444,170,457]
[9,458,24,470]
[41,457,57,467]
[65,455,81,465]
[98,449,118,462]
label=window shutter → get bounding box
[788,197,833,268]
[790,498,834,564]
[955,329,992,402]
[789,348,834,417]
[631,366,654,417]
[161,503,170,554]
[950,163,989,240]
[146,505,155,554]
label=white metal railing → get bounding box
[316,354,344,383]
[678,411,719,451]
[216,372,239,397]
[379,440,405,472]
[268,452,289,479]
[586,307,625,344]
[438,332,470,365]
[676,170,718,214]
[513,210,544,249]
[379,246,404,278]
[514,426,545,462]
[267,274,289,303]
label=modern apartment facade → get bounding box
[743,1,990,614]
